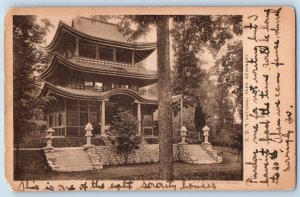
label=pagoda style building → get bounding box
[38,17,182,139]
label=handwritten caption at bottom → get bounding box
[17,179,217,191]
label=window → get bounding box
[95,82,103,92]
[90,113,98,124]
[80,101,88,111]
[66,127,79,136]
[80,113,88,126]
[143,115,153,127]
[112,84,128,89]
[90,102,99,112]
[139,91,146,96]
[58,113,63,126]
[53,114,57,127]
[130,85,138,91]
[143,127,154,136]
[121,84,129,89]
[116,48,131,63]
[79,42,96,59]
[54,128,65,136]
[99,46,113,61]
[75,84,83,90]
[49,115,53,127]
[67,112,78,126]
[84,81,93,90]
[112,84,119,89]
[67,100,78,111]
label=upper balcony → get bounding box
[74,56,137,69]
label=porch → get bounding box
[44,91,183,140]
[46,96,159,139]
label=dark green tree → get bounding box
[112,107,141,164]
[13,15,52,175]
[215,39,243,121]
[214,39,243,158]
[194,103,206,132]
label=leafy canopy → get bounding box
[13,15,53,142]
[171,15,242,109]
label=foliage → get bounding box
[217,124,242,154]
[91,15,158,42]
[215,39,243,122]
[171,15,243,109]
[112,107,141,163]
[204,39,243,154]
[117,16,158,41]
[194,103,206,132]
[13,15,53,144]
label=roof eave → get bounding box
[40,53,158,81]
[40,82,160,104]
[45,22,157,52]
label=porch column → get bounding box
[131,50,135,65]
[96,44,99,59]
[64,98,67,136]
[180,95,183,128]
[75,37,79,56]
[113,48,117,62]
[137,102,142,136]
[101,101,106,137]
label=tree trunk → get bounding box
[156,16,174,180]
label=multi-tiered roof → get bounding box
[39,16,182,104]
[38,17,162,103]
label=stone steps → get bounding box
[50,148,95,171]
[183,151,210,154]
[179,144,219,164]
[56,161,93,165]
[56,166,94,172]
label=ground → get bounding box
[14,147,242,180]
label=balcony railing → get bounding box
[74,56,137,69]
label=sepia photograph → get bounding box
[5,7,295,191]
[12,14,243,181]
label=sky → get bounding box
[37,15,215,72]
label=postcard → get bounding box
[4,7,296,191]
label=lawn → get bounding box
[14,148,242,180]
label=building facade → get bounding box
[38,17,181,139]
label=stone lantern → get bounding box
[202,125,210,144]
[83,123,94,148]
[45,128,54,152]
[180,125,188,144]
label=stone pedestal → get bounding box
[180,126,188,144]
[202,125,210,143]
[83,123,94,149]
[45,128,55,151]
[44,128,58,170]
